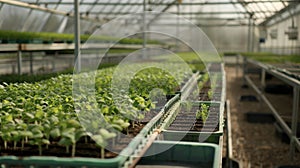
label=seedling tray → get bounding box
[158,130,222,144]
[161,101,224,134]
[137,141,220,168]
[0,96,180,168]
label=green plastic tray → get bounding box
[159,130,221,144]
[161,101,225,134]
[137,141,220,168]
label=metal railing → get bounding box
[242,57,300,160]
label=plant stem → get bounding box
[21,139,24,150]
[101,147,105,159]
[25,136,28,143]
[66,146,69,153]
[14,141,17,150]
[71,143,76,157]
[112,137,115,147]
[38,145,42,156]
[85,136,88,144]
[4,141,7,149]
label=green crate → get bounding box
[137,141,220,168]
[0,155,126,168]
[159,130,222,144]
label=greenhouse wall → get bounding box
[202,26,258,53]
[260,11,300,55]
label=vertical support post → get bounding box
[17,50,22,75]
[176,2,179,52]
[226,100,233,168]
[12,64,16,74]
[243,57,247,85]
[252,19,255,52]
[261,69,266,88]
[290,86,299,160]
[74,0,81,73]
[247,17,251,52]
[52,51,57,72]
[142,0,147,59]
[236,55,239,77]
[30,52,33,74]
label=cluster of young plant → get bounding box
[207,73,221,100]
[195,103,210,122]
[181,102,210,122]
[0,30,160,45]
[197,73,209,91]
[241,52,300,64]
[0,63,188,158]
[0,63,119,84]
[154,52,206,72]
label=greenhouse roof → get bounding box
[0,0,299,33]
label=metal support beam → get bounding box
[260,3,300,26]
[30,52,33,74]
[152,23,250,27]
[247,15,253,52]
[290,87,299,159]
[28,1,298,5]
[176,2,179,52]
[244,57,300,155]
[74,0,80,73]
[251,18,256,52]
[52,51,58,72]
[226,100,233,168]
[142,0,146,59]
[91,11,276,15]
[261,69,266,88]
[17,50,22,75]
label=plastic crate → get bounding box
[137,141,220,168]
[159,130,222,144]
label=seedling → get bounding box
[196,104,210,122]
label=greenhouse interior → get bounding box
[0,0,300,167]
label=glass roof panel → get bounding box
[0,0,293,31]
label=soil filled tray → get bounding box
[166,102,223,133]
[0,95,180,168]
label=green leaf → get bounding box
[42,139,50,145]
[58,137,72,146]
[92,134,106,147]
[61,128,76,143]
[52,107,59,113]
[25,112,34,120]
[67,119,81,128]
[111,124,123,131]
[35,110,44,119]
[20,131,33,137]
[98,129,116,140]
[50,128,61,138]
[5,114,13,122]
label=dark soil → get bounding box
[225,65,300,167]
[168,104,219,132]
